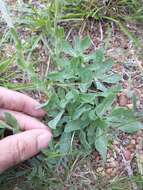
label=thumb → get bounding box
[0,129,52,173]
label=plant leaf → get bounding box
[79,131,91,151]
[74,36,81,53]
[108,108,134,123]
[0,0,13,28]
[80,36,92,52]
[95,48,104,64]
[87,124,96,145]
[108,108,143,133]
[79,82,91,92]
[48,71,66,82]
[95,81,107,92]
[0,56,14,73]
[80,93,97,104]
[99,74,121,84]
[95,93,116,116]
[64,119,89,133]
[48,110,64,129]
[80,67,93,83]
[72,105,91,120]
[60,132,72,153]
[4,112,20,133]
[89,59,113,75]
[119,121,143,133]
[95,127,108,161]
[0,120,9,129]
[62,40,75,56]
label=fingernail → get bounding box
[37,133,52,150]
[35,104,43,110]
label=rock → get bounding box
[101,170,106,176]
[113,140,119,145]
[111,161,118,168]
[126,144,136,150]
[124,150,131,160]
[108,149,113,155]
[122,139,130,146]
[107,158,115,163]
[122,82,128,89]
[106,168,113,175]
[139,154,143,163]
[127,104,133,109]
[118,93,129,106]
[95,156,100,162]
[131,139,136,145]
[107,159,118,168]
[107,153,111,159]
[96,167,103,173]
[113,145,120,153]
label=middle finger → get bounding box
[0,109,50,132]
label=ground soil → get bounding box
[0,1,143,190]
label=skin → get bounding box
[0,87,52,173]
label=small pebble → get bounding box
[127,104,133,109]
[106,168,113,175]
[122,82,128,89]
[96,167,103,173]
[111,161,118,168]
[139,154,143,163]
[118,93,129,106]
[107,153,111,159]
[100,170,106,176]
[124,149,131,160]
[114,145,120,153]
[113,140,119,145]
[106,161,117,168]
[95,156,100,162]
[122,139,130,146]
[107,158,115,163]
[131,139,136,145]
[126,144,136,150]
[108,149,113,155]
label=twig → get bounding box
[66,28,73,40]
[79,20,86,37]
[120,146,133,176]
[45,56,51,78]
[99,21,103,42]
[120,146,139,190]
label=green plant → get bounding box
[38,36,142,162]
[0,1,143,190]
[0,0,143,163]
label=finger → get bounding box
[0,109,50,131]
[0,87,45,117]
[0,129,52,173]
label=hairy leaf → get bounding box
[48,110,64,129]
[95,93,116,116]
[60,132,72,153]
[64,119,89,133]
[80,36,92,52]
[99,74,121,84]
[119,121,143,133]
[108,108,143,133]
[95,128,108,161]
[4,112,20,133]
[72,105,91,120]
[62,40,75,56]
[79,131,91,151]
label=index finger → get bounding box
[0,87,45,117]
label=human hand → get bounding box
[0,87,52,173]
